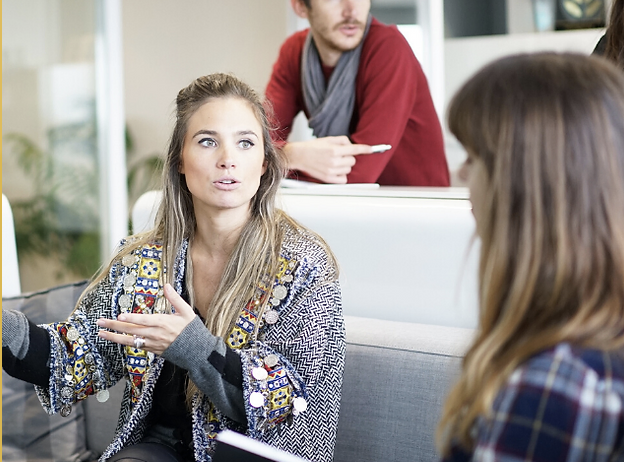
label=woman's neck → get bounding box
[192,206,249,259]
[189,207,250,316]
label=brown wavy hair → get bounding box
[604,0,624,70]
[437,53,624,453]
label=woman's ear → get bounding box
[261,160,268,176]
[178,159,185,174]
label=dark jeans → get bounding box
[106,442,190,462]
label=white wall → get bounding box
[443,27,605,181]
[122,1,288,162]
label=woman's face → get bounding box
[179,97,267,219]
[458,150,488,237]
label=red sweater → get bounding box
[265,18,450,186]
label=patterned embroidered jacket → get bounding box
[33,224,345,462]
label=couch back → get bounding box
[336,316,473,462]
[84,316,475,462]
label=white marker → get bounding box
[371,144,392,153]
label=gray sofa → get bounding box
[2,281,474,462]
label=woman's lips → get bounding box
[213,178,240,191]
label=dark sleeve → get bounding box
[207,348,243,389]
[162,316,246,423]
[2,319,51,387]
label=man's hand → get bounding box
[284,136,373,184]
[97,283,196,356]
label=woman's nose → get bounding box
[217,146,236,169]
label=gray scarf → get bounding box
[302,15,373,138]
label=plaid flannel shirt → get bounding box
[443,343,624,462]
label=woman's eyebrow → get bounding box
[191,129,259,139]
[192,129,218,138]
[237,130,259,139]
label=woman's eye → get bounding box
[239,139,254,149]
[199,138,217,147]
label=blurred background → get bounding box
[2,0,609,292]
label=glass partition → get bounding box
[2,0,127,292]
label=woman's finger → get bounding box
[97,330,143,347]
[97,317,150,336]
[163,283,194,319]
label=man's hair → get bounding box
[438,52,624,453]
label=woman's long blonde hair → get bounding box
[83,73,336,400]
[437,53,624,453]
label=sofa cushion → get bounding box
[334,316,475,462]
[2,280,94,462]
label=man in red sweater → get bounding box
[265,0,450,186]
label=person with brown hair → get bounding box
[437,53,624,461]
[3,73,345,462]
[593,0,624,69]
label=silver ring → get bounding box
[133,335,146,349]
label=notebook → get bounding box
[212,430,310,462]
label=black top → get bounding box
[148,360,195,458]
[145,283,198,458]
[146,280,244,458]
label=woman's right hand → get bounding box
[97,284,197,355]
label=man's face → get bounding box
[306,0,371,58]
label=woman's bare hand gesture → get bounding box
[97,283,196,355]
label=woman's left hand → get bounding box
[97,283,196,355]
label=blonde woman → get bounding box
[438,53,624,461]
[3,73,345,462]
